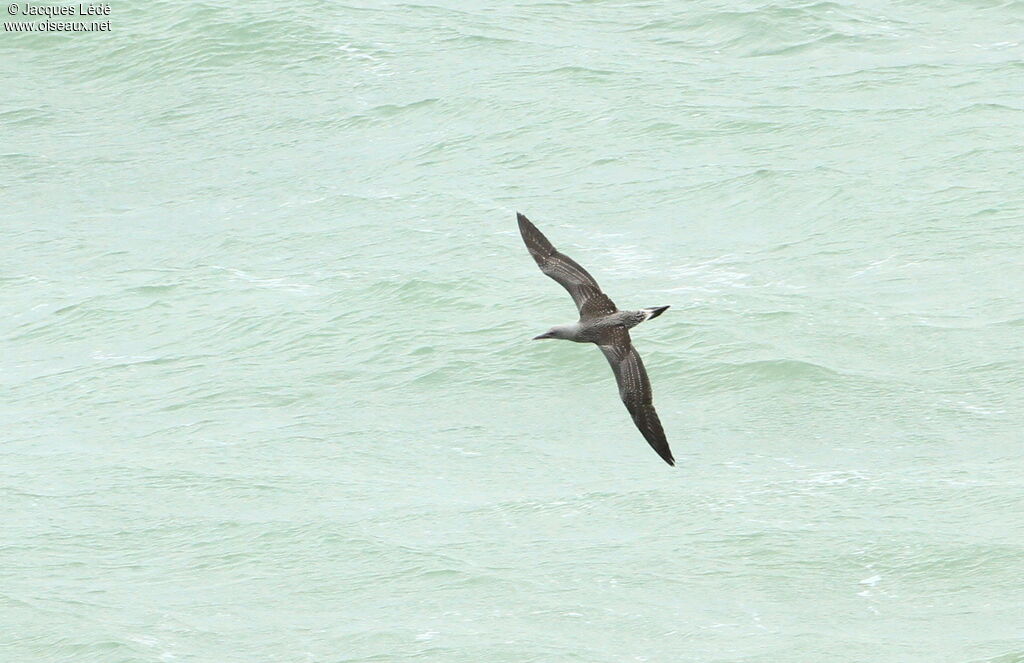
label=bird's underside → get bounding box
[517,212,674,466]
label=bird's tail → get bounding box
[643,305,670,320]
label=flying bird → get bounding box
[516,212,674,466]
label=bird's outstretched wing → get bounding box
[517,212,617,320]
[597,326,674,466]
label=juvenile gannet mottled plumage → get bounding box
[517,212,674,466]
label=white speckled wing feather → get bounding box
[517,213,617,320]
[597,326,674,466]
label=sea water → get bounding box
[2,1,1023,661]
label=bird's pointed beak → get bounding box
[532,332,549,340]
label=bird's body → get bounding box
[516,212,675,466]
[538,307,669,343]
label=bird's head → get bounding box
[532,324,573,341]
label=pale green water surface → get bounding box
[2,1,1024,661]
